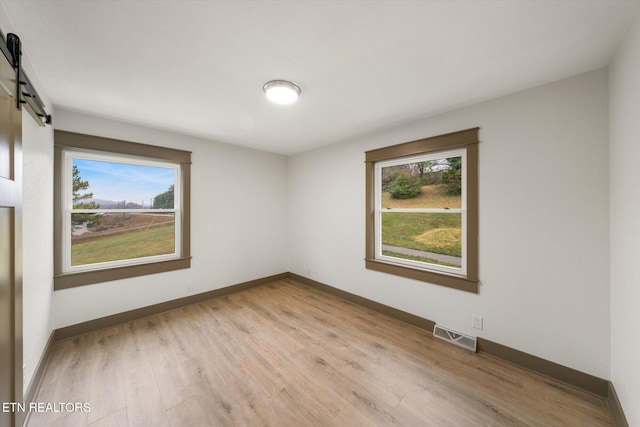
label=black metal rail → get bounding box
[1,28,52,126]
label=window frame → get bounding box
[365,128,479,293]
[62,150,182,273]
[54,130,191,290]
[374,148,467,276]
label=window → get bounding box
[54,130,191,289]
[365,128,478,293]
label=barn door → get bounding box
[0,43,23,427]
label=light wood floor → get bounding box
[29,279,612,426]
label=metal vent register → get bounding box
[433,324,477,352]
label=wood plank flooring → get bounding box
[28,279,612,426]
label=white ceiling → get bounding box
[4,0,639,155]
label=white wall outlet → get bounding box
[186,281,194,292]
[472,314,483,330]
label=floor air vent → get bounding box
[433,324,477,352]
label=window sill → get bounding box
[365,258,478,293]
[54,257,191,290]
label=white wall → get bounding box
[4,0,629,408]
[21,112,54,395]
[51,109,289,328]
[1,0,57,396]
[288,69,611,378]
[610,11,640,425]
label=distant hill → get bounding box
[75,199,148,209]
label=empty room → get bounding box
[1,0,639,426]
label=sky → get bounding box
[73,157,175,207]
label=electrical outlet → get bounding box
[186,281,194,292]
[472,314,483,330]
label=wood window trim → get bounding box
[365,127,479,293]
[53,130,191,290]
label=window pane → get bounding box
[381,212,461,268]
[381,157,462,209]
[72,158,175,209]
[71,212,175,266]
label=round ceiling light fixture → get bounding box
[263,80,301,105]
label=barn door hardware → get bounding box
[1,29,52,126]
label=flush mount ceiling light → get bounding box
[263,80,301,105]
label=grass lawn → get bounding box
[382,212,461,257]
[72,222,175,266]
[381,184,462,257]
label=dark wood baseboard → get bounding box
[607,381,629,427]
[288,273,436,332]
[23,331,56,427]
[476,337,608,397]
[290,273,612,399]
[54,272,288,341]
[31,271,627,425]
